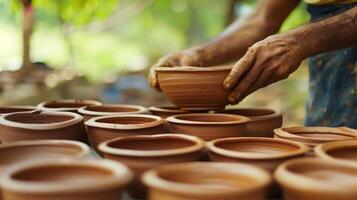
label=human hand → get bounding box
[223,33,306,104]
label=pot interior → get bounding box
[86,106,139,113]
[0,107,35,114]
[290,131,353,140]
[326,146,357,161]
[221,109,275,117]
[44,102,94,108]
[96,116,156,124]
[175,115,240,123]
[5,113,73,124]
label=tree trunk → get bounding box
[22,0,34,71]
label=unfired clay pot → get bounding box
[0,111,86,143]
[85,114,167,150]
[0,106,36,116]
[275,158,357,200]
[217,108,282,137]
[167,113,249,141]
[155,66,232,110]
[99,134,205,198]
[78,104,148,121]
[37,99,102,113]
[274,126,357,156]
[143,162,271,200]
[315,140,357,163]
[148,106,189,118]
[1,159,133,200]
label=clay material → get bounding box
[315,140,357,163]
[155,66,232,110]
[274,126,357,156]
[78,104,148,121]
[85,114,167,150]
[0,106,36,116]
[1,159,133,200]
[275,158,357,200]
[167,113,249,141]
[37,99,102,113]
[0,111,86,143]
[143,162,271,200]
[148,106,189,118]
[99,134,205,198]
[217,108,282,137]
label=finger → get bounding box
[223,48,256,90]
[148,66,161,91]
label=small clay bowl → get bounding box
[315,140,357,163]
[37,99,102,113]
[274,126,357,156]
[1,159,133,200]
[167,113,249,141]
[99,134,205,198]
[217,108,282,137]
[143,162,271,200]
[275,158,357,200]
[0,111,86,143]
[78,104,149,121]
[156,66,232,111]
[85,114,167,150]
[0,106,37,116]
[148,106,189,118]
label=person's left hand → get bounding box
[223,33,307,104]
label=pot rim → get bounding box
[78,104,148,116]
[143,162,271,197]
[0,106,37,114]
[273,126,357,143]
[207,137,309,160]
[155,66,232,72]
[37,99,102,112]
[274,158,357,193]
[218,108,282,121]
[0,111,83,130]
[0,139,91,159]
[315,140,357,162]
[84,114,166,130]
[98,134,205,157]
[1,159,133,194]
[167,113,249,125]
[148,106,189,114]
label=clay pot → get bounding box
[37,99,102,113]
[85,114,167,150]
[99,134,205,198]
[315,140,357,163]
[0,111,86,143]
[143,162,271,200]
[78,104,148,121]
[148,106,189,118]
[217,108,282,137]
[274,126,357,156]
[1,159,133,200]
[155,66,232,111]
[275,158,357,200]
[0,106,36,116]
[167,113,249,141]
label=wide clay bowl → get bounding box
[0,106,36,116]
[275,158,357,200]
[78,104,149,121]
[99,134,205,198]
[85,114,167,150]
[148,106,189,118]
[143,162,271,200]
[217,108,282,137]
[0,111,86,143]
[315,140,357,163]
[167,113,249,141]
[274,126,357,156]
[207,137,309,173]
[37,99,102,113]
[155,66,232,111]
[1,159,133,200]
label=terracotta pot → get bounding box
[315,140,357,163]
[217,108,282,137]
[78,104,148,121]
[274,126,357,156]
[275,158,357,200]
[143,162,271,200]
[0,111,86,143]
[37,99,102,113]
[0,106,36,116]
[167,113,249,141]
[148,106,189,118]
[155,66,232,111]
[99,134,205,198]
[85,114,167,150]
[1,159,133,200]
